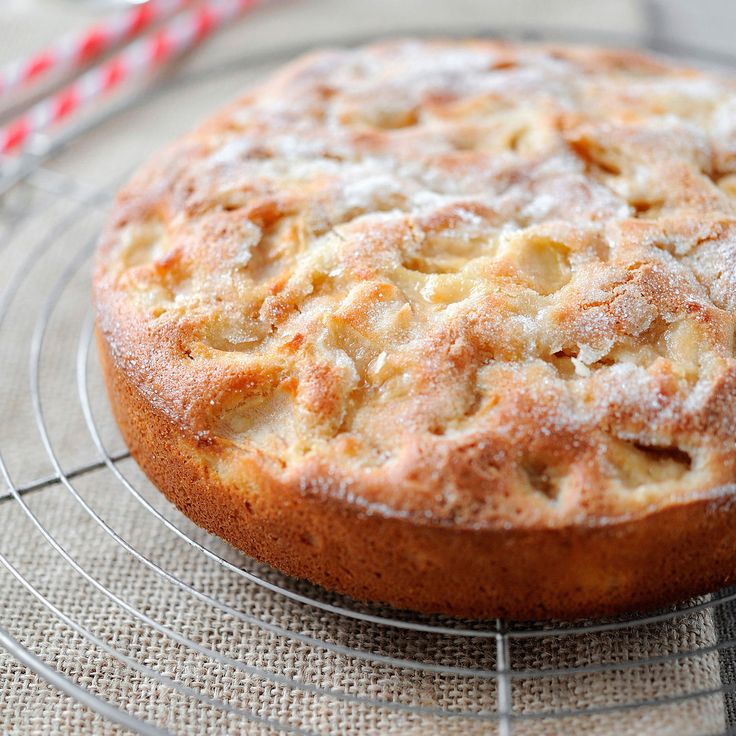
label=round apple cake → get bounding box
[94,39,736,619]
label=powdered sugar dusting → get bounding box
[102,39,736,525]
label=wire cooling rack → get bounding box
[3,24,736,736]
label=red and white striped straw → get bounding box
[0,0,191,99]
[0,0,267,156]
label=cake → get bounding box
[94,39,736,619]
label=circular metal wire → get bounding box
[6,170,733,727]
[2,23,736,736]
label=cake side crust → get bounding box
[98,326,736,619]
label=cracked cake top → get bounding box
[94,40,736,529]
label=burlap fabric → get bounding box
[0,1,733,733]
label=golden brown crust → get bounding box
[98,329,736,619]
[94,40,736,618]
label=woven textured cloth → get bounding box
[0,1,733,734]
